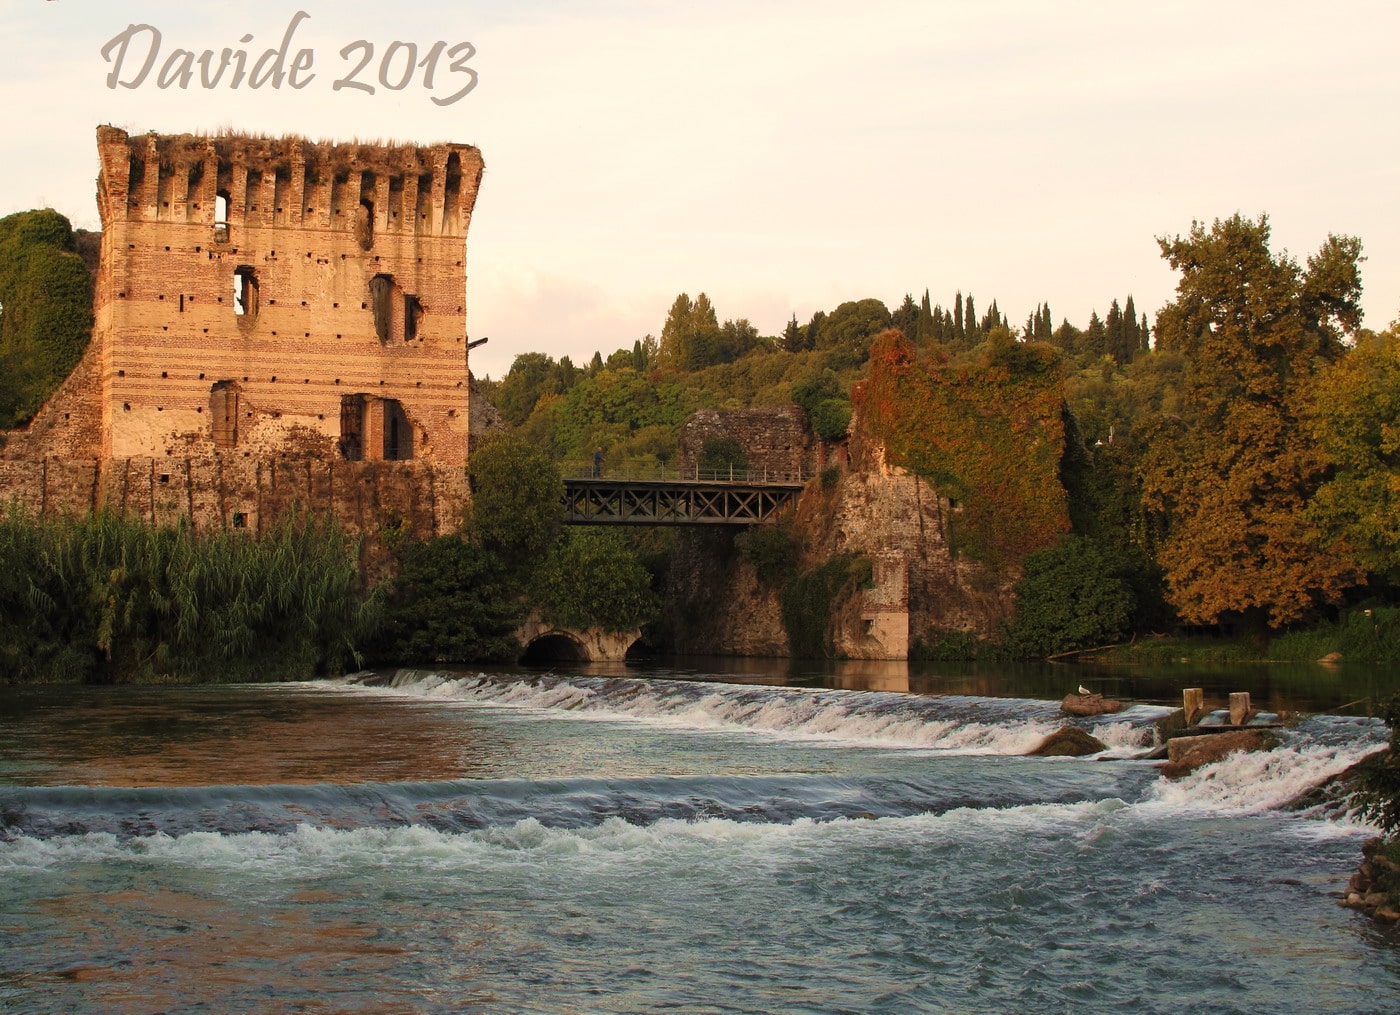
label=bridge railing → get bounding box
[563,461,813,485]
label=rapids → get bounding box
[2,669,1396,1013]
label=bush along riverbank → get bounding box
[0,508,376,684]
[1336,694,1400,923]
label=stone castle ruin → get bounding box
[1,126,485,536]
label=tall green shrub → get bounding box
[1005,535,1135,658]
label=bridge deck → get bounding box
[563,473,807,526]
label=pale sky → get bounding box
[3,0,1397,379]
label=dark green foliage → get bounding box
[1270,606,1400,664]
[781,314,804,353]
[911,631,987,662]
[530,528,659,632]
[891,293,919,342]
[780,553,871,657]
[698,437,747,475]
[816,298,891,366]
[656,293,759,370]
[737,518,801,586]
[0,209,95,427]
[791,369,853,441]
[808,398,853,441]
[372,536,523,663]
[495,352,583,426]
[1005,535,1136,658]
[553,370,705,459]
[467,433,564,566]
[0,509,373,684]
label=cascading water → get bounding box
[1,670,1395,1014]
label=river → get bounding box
[2,663,1398,1013]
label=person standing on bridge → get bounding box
[593,447,603,477]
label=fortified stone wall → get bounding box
[0,455,466,542]
[677,406,814,479]
[1,126,486,540]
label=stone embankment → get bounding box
[1341,837,1400,923]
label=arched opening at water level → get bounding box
[519,634,588,666]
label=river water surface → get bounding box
[2,665,1399,1013]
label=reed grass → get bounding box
[0,507,377,684]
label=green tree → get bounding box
[0,209,95,426]
[373,535,524,663]
[781,314,803,353]
[530,529,659,632]
[892,293,919,342]
[917,290,935,344]
[791,369,853,441]
[466,432,564,566]
[698,436,747,475]
[1142,214,1364,626]
[658,292,725,370]
[1005,536,1136,657]
[816,298,890,366]
[495,352,581,426]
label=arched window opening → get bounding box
[370,273,394,342]
[339,394,366,461]
[210,381,240,448]
[213,191,230,243]
[233,266,258,317]
[383,398,413,461]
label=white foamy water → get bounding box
[348,670,1139,756]
[1140,740,1387,817]
[0,798,1135,877]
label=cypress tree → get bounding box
[918,289,935,344]
[953,291,964,342]
[1085,311,1107,357]
[1105,299,1125,362]
[782,314,802,353]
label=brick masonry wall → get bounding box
[0,127,483,545]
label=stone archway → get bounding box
[519,633,589,666]
[515,616,642,664]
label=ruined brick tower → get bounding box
[93,125,483,464]
[0,127,485,535]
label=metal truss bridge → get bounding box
[563,467,808,526]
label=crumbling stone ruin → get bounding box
[1,126,485,537]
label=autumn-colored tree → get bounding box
[1304,323,1400,578]
[1142,214,1364,626]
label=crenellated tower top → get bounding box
[95,125,483,240]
